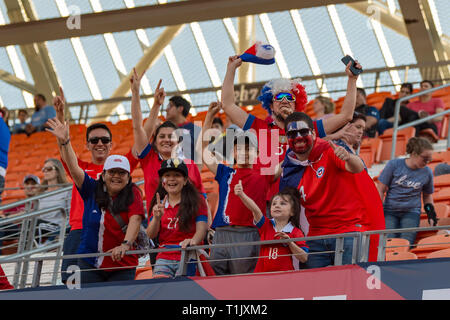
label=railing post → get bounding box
[359,233,371,263]
[176,249,189,277]
[334,236,344,266]
[352,233,362,264]
[31,259,43,288]
[377,233,387,262]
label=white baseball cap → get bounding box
[103,155,130,173]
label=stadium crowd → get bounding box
[0,49,448,289]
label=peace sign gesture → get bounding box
[153,79,166,107]
[152,192,168,220]
[130,67,146,94]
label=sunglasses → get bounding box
[42,166,56,173]
[273,92,296,102]
[286,128,312,139]
[88,137,111,144]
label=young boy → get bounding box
[202,102,279,275]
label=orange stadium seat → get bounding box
[410,234,450,258]
[433,188,450,205]
[359,138,382,167]
[385,238,410,253]
[385,251,418,261]
[378,127,416,161]
[426,248,450,259]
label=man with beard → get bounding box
[281,112,384,267]
[221,56,361,202]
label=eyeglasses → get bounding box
[42,166,56,173]
[286,128,312,139]
[273,92,296,102]
[88,136,111,144]
[106,169,128,177]
[419,154,432,163]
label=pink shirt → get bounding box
[407,97,445,134]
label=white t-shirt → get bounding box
[38,189,71,226]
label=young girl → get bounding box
[146,158,208,277]
[377,137,435,245]
[234,183,308,273]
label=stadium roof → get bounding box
[0,0,449,123]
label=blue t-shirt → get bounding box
[31,105,56,129]
[0,116,10,170]
[378,158,434,213]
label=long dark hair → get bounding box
[149,175,201,233]
[95,173,139,216]
[270,187,302,230]
[151,121,178,153]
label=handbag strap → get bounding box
[104,199,128,234]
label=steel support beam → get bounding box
[4,0,60,103]
[347,1,450,57]
[0,0,362,47]
[94,25,184,122]
[237,16,255,84]
[0,69,37,94]
[398,0,449,81]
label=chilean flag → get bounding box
[240,41,275,65]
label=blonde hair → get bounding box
[315,96,335,114]
[41,158,68,189]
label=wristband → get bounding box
[122,240,132,248]
[61,138,70,146]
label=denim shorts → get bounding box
[153,258,180,277]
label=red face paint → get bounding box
[288,134,313,154]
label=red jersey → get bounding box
[296,139,367,237]
[134,144,206,203]
[150,198,208,261]
[254,217,308,273]
[62,150,136,230]
[243,115,325,200]
[211,164,273,228]
[77,174,145,270]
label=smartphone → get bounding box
[341,55,363,75]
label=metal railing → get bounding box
[1,224,449,289]
[391,83,450,159]
[0,186,72,288]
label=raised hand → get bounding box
[45,118,69,143]
[345,60,362,80]
[207,101,222,117]
[330,141,350,161]
[53,86,65,123]
[227,55,242,70]
[130,67,146,94]
[153,79,166,107]
[152,193,167,219]
[234,180,244,197]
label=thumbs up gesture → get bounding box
[234,180,244,197]
[330,141,350,161]
[152,193,167,220]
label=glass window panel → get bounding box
[268,11,313,78]
[299,7,345,74]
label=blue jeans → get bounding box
[377,119,393,135]
[306,237,355,269]
[77,258,136,284]
[384,209,421,245]
[0,174,4,204]
[61,229,82,283]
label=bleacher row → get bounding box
[2,88,450,272]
